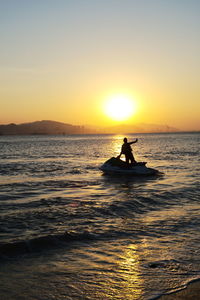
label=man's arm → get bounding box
[129,138,138,145]
[117,150,122,159]
[117,145,123,158]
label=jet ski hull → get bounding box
[100,157,159,176]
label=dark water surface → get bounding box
[0,133,199,299]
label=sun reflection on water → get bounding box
[112,136,124,157]
[94,243,143,299]
[116,244,143,299]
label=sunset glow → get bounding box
[104,95,136,122]
[0,1,199,131]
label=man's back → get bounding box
[121,142,132,154]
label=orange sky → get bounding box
[0,1,200,131]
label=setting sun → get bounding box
[104,95,137,122]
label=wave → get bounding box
[0,178,96,193]
[0,231,99,259]
[151,278,200,300]
[0,216,163,258]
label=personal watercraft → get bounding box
[100,157,159,176]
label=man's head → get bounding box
[123,137,127,143]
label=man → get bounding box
[117,137,138,165]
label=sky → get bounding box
[0,0,199,130]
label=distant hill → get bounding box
[0,120,90,135]
[0,120,179,135]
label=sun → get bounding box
[104,95,136,121]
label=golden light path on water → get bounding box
[116,244,143,299]
[67,242,143,299]
[97,243,142,299]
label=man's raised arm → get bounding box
[129,138,138,145]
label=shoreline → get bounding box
[158,279,200,299]
[0,131,200,136]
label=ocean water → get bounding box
[0,133,199,300]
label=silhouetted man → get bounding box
[117,137,138,165]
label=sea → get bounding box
[0,132,199,300]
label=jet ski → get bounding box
[100,157,159,176]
